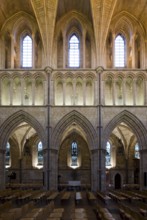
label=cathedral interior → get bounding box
[0,1,147,219]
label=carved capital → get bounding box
[96,66,104,74]
[44,66,53,75]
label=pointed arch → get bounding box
[103,110,147,150]
[0,110,46,149]
[52,110,97,151]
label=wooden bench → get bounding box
[87,192,97,201]
[71,208,88,220]
[61,192,71,201]
[17,193,32,204]
[97,191,111,204]
[47,192,59,202]
[32,192,46,203]
[109,192,126,202]
[96,205,115,220]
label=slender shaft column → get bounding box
[145,40,147,69]
[63,32,66,68]
[63,79,66,105]
[32,34,35,68]
[82,31,86,68]
[123,79,126,105]
[73,79,76,105]
[44,66,52,190]
[133,79,136,105]
[113,79,116,105]
[21,78,24,105]
[144,80,147,105]
[96,66,104,191]
[0,78,1,106]
[131,34,136,68]
[112,34,115,68]
[10,78,13,105]
[32,79,35,106]
[83,79,86,105]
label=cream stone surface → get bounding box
[0,0,147,191]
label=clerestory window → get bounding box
[69,35,80,67]
[22,35,32,67]
[115,35,125,67]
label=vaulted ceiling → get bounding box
[1,0,147,30]
[0,0,147,65]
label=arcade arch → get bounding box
[103,111,147,190]
[0,111,46,189]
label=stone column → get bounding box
[49,149,58,190]
[91,149,99,191]
[139,149,147,190]
[42,148,48,189]
[0,149,5,190]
